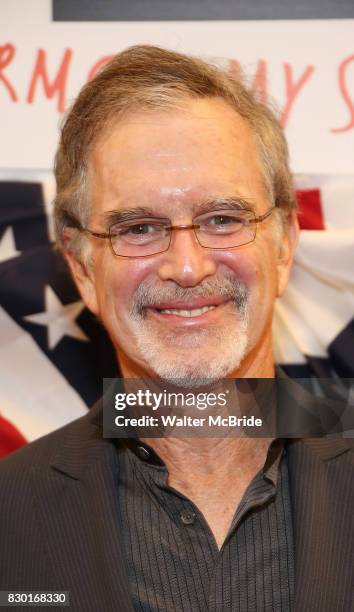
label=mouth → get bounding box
[155,304,216,318]
[145,298,230,324]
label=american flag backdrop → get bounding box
[0,175,118,456]
[0,174,353,456]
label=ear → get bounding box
[64,248,100,316]
[276,210,299,297]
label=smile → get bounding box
[145,300,230,325]
[158,305,216,317]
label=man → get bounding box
[0,46,353,612]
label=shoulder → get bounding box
[0,407,97,483]
[0,402,108,586]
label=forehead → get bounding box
[88,98,267,217]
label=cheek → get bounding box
[216,250,261,286]
[94,255,153,321]
[217,248,278,313]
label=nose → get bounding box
[156,226,217,287]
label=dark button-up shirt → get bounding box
[116,438,294,612]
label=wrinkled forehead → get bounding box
[87,99,268,217]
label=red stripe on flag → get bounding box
[296,188,325,230]
[0,415,27,458]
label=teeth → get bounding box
[159,305,216,317]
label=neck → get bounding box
[141,435,270,480]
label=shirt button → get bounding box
[180,509,196,525]
[137,445,150,461]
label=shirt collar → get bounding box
[120,436,285,487]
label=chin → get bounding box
[135,328,249,387]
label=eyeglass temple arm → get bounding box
[85,229,110,239]
[251,206,276,224]
[63,214,110,239]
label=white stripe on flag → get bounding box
[0,305,87,442]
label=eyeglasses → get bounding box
[65,206,276,258]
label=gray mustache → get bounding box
[131,276,249,318]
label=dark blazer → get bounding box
[0,400,353,612]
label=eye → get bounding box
[112,221,165,236]
[123,223,154,235]
[209,214,239,225]
[110,220,168,245]
[199,211,248,231]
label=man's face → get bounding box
[68,98,297,382]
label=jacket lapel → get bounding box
[32,401,134,612]
[288,437,354,612]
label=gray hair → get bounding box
[54,44,296,260]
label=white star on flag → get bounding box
[0,226,21,263]
[24,285,89,350]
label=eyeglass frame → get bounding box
[64,205,276,258]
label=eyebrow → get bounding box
[196,197,256,215]
[101,207,167,228]
[100,197,256,228]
